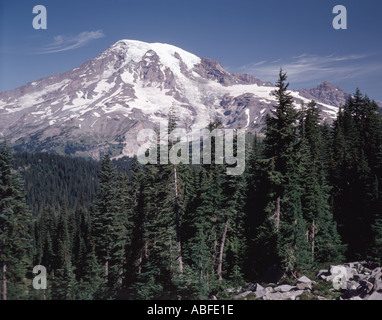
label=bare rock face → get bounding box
[299,81,349,108]
[193,58,234,85]
[193,58,272,87]
[0,39,345,159]
[231,72,273,87]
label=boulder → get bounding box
[298,276,312,284]
[373,279,382,292]
[359,280,374,293]
[254,285,270,299]
[345,267,358,279]
[254,290,266,299]
[264,290,304,300]
[371,267,381,276]
[274,284,296,292]
[363,268,372,275]
[328,265,348,288]
[354,262,364,271]
[341,285,364,299]
[358,288,369,299]
[232,291,252,300]
[296,282,312,290]
[284,291,304,300]
[371,271,382,281]
[365,261,379,270]
[317,270,329,280]
[346,280,359,291]
[256,284,265,291]
[296,276,313,290]
[330,265,348,279]
[225,287,242,293]
[353,274,368,281]
[367,291,382,300]
[263,292,283,300]
[245,282,257,292]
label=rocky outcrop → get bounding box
[231,276,313,300]
[230,261,382,300]
[193,58,273,87]
[318,261,382,300]
[299,81,349,108]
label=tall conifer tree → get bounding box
[0,141,32,300]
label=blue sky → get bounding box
[1,0,381,101]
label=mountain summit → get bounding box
[0,39,343,159]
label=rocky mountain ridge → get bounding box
[0,40,351,159]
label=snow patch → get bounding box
[112,40,201,78]
[245,109,250,128]
[94,79,115,93]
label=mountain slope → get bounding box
[0,39,345,159]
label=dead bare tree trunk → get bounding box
[311,220,316,264]
[119,259,124,287]
[169,235,174,274]
[211,225,218,271]
[173,165,184,275]
[275,196,280,232]
[217,218,229,282]
[2,264,7,301]
[138,249,143,274]
[105,258,109,285]
[270,196,281,232]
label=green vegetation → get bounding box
[1,71,381,299]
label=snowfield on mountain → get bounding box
[0,39,349,159]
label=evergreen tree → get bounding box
[255,70,313,273]
[331,90,382,260]
[35,206,56,273]
[92,153,128,296]
[277,149,312,274]
[134,109,189,298]
[221,131,247,286]
[2,72,381,300]
[0,141,32,300]
[51,205,75,300]
[127,156,146,285]
[245,135,277,278]
[299,101,345,265]
[75,246,104,300]
[111,173,133,294]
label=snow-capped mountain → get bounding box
[0,39,347,159]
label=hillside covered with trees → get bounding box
[1,71,381,300]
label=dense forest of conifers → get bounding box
[1,71,381,300]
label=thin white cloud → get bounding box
[240,53,382,85]
[37,30,105,54]
[252,60,267,66]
